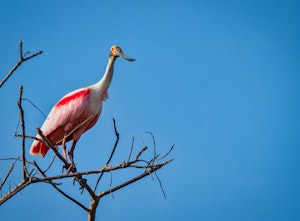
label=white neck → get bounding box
[100,55,116,87]
[90,55,117,100]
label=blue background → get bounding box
[1,0,299,220]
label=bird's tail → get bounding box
[30,140,50,157]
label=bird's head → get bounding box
[110,46,135,62]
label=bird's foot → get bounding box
[63,163,76,174]
[67,164,76,174]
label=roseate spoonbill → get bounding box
[30,46,135,167]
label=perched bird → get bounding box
[30,46,135,167]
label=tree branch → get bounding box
[17,85,28,181]
[0,41,43,88]
[27,158,171,184]
[98,159,172,198]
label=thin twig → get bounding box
[106,118,119,163]
[93,118,119,192]
[22,98,47,118]
[43,155,57,173]
[127,136,135,162]
[135,146,147,160]
[0,157,36,167]
[154,172,166,198]
[109,168,114,199]
[157,145,175,161]
[14,134,39,140]
[146,132,157,163]
[0,159,18,190]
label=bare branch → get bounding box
[154,172,166,198]
[42,155,57,174]
[22,98,47,118]
[17,85,28,181]
[98,159,172,198]
[0,159,18,190]
[146,131,157,161]
[0,41,43,88]
[157,144,175,161]
[93,118,119,192]
[14,134,39,140]
[127,136,135,162]
[135,146,147,161]
[107,118,120,164]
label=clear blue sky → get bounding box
[1,0,300,220]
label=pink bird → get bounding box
[30,46,135,167]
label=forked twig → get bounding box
[0,41,43,88]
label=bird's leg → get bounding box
[62,136,68,161]
[68,140,77,172]
[61,134,71,173]
[68,140,86,185]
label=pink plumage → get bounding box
[30,46,135,166]
[30,88,99,157]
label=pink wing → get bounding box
[30,88,91,156]
[42,88,91,136]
